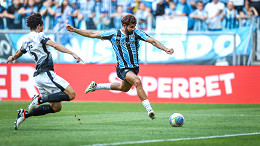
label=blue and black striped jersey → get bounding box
[223,8,239,30]
[100,29,149,69]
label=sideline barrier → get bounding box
[0,26,253,65]
[0,63,259,104]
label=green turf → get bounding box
[0,101,260,146]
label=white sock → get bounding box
[142,99,153,112]
[95,83,111,90]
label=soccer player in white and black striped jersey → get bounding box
[6,13,83,130]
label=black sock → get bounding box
[26,105,55,118]
[38,92,70,104]
[24,111,30,118]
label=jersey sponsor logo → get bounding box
[120,41,135,45]
[1,64,260,103]
[109,72,235,98]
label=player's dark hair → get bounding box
[26,13,43,30]
[121,14,137,26]
[61,0,69,13]
[197,1,203,4]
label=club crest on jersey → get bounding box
[129,35,134,39]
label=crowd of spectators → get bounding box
[0,0,259,31]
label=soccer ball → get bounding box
[169,113,184,127]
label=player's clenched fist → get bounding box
[166,48,174,55]
[66,24,75,32]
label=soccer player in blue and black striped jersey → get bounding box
[66,14,174,120]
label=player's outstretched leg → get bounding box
[15,91,67,130]
[85,81,111,94]
[142,99,156,120]
[125,71,156,120]
[14,109,26,130]
[15,103,60,130]
[27,90,73,113]
[85,81,97,94]
[27,104,55,117]
[27,95,40,113]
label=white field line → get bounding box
[81,132,260,146]
[65,111,260,117]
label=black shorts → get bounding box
[116,66,139,82]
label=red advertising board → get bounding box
[0,63,260,104]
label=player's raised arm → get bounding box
[6,49,23,63]
[46,40,83,63]
[66,24,102,39]
[146,37,174,55]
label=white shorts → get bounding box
[35,71,69,97]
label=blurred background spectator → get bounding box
[164,1,176,17]
[20,0,39,18]
[229,0,244,13]
[40,0,56,30]
[135,2,151,30]
[53,0,74,46]
[239,1,258,27]
[77,0,96,30]
[110,5,126,29]
[189,1,207,31]
[174,0,193,30]
[5,0,24,29]
[0,4,6,29]
[153,0,172,17]
[189,0,210,9]
[117,0,135,14]
[20,0,39,29]
[249,0,260,16]
[204,0,224,31]
[95,8,111,30]
[54,0,74,28]
[221,1,239,30]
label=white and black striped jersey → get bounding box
[20,31,53,76]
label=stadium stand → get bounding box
[0,0,259,65]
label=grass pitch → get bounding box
[0,101,260,146]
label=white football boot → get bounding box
[148,111,156,120]
[85,81,97,94]
[14,109,26,130]
[27,95,39,113]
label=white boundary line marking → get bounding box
[82,132,260,146]
[65,111,260,117]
